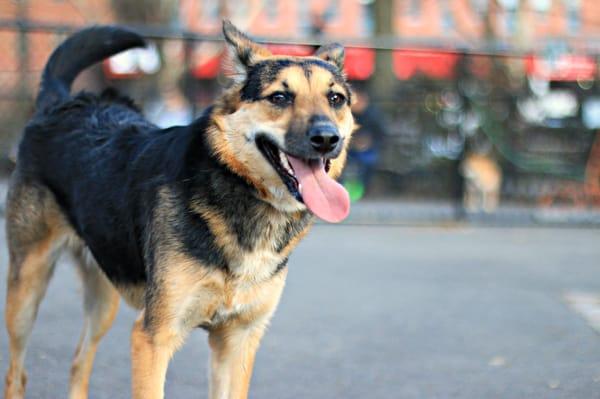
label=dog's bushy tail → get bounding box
[36,25,146,113]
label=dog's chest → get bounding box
[209,291,252,326]
[219,210,305,280]
[229,246,286,281]
[203,236,291,327]
[182,205,309,328]
[202,260,288,328]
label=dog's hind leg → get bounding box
[4,182,68,399]
[68,247,119,399]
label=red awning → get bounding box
[393,49,460,80]
[267,44,313,56]
[344,47,375,80]
[525,54,596,81]
[193,55,221,79]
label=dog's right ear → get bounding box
[222,20,271,83]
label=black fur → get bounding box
[241,59,351,103]
[18,27,312,287]
[314,43,345,70]
[222,20,258,68]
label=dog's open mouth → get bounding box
[256,136,304,202]
[256,136,350,223]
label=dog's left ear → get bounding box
[222,20,271,82]
[314,43,345,70]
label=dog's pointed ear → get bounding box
[222,20,271,82]
[314,43,345,70]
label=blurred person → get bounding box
[343,83,386,200]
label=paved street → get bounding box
[1,222,600,398]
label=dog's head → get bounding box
[209,21,354,222]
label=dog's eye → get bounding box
[328,92,346,108]
[267,92,293,107]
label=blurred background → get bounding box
[1,0,600,225]
[1,2,600,398]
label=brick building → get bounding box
[0,0,598,194]
[0,0,113,94]
[2,0,598,91]
[395,0,600,41]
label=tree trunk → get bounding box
[370,0,395,104]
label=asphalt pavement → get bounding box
[1,223,599,398]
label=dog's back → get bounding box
[15,27,158,284]
[20,25,152,194]
[21,25,151,185]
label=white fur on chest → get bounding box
[229,247,285,281]
[209,254,287,326]
[210,301,249,325]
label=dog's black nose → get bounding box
[308,124,340,154]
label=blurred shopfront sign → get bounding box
[525,54,596,81]
[104,44,161,78]
[392,49,459,80]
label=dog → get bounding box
[4,21,354,399]
[460,153,502,213]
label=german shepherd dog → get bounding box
[4,21,353,399]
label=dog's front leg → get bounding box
[208,321,266,399]
[130,311,185,399]
[208,272,287,399]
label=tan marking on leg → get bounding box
[4,180,74,399]
[4,232,63,399]
[131,253,224,399]
[69,258,120,399]
[131,311,186,399]
[209,271,287,399]
[208,325,263,399]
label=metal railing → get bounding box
[2,18,600,56]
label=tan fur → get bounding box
[5,242,55,399]
[279,222,312,259]
[192,202,300,281]
[131,248,287,399]
[131,311,178,399]
[113,283,146,310]
[209,58,354,213]
[69,252,120,399]
[208,270,287,399]
[4,181,72,399]
[461,154,502,212]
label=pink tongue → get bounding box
[287,156,350,223]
